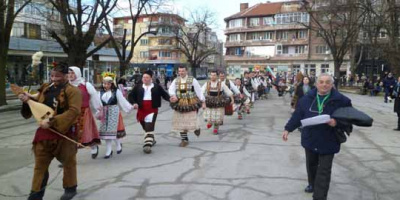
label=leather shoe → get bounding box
[60,186,77,200]
[104,151,113,159]
[194,129,201,137]
[179,140,189,147]
[304,185,314,193]
[117,144,123,154]
[91,146,99,159]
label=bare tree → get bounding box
[46,0,117,69]
[355,0,387,79]
[383,0,400,75]
[302,0,366,85]
[0,0,32,106]
[102,0,165,77]
[174,9,219,77]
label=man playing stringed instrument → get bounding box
[18,62,82,200]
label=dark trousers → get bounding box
[305,149,334,200]
[396,113,400,129]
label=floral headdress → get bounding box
[101,71,116,82]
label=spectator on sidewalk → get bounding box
[393,76,400,131]
[383,72,396,103]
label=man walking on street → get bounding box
[19,63,82,200]
[168,66,205,147]
[282,73,352,200]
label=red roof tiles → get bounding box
[224,2,284,21]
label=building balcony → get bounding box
[146,56,182,64]
[224,53,308,62]
[274,53,308,60]
[225,40,275,47]
[148,32,176,38]
[148,45,179,51]
[225,39,308,47]
[145,21,182,27]
[224,24,307,34]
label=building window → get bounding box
[249,18,260,26]
[140,51,149,58]
[276,31,288,40]
[295,46,305,54]
[235,47,242,56]
[140,39,148,46]
[24,23,41,39]
[292,65,301,74]
[305,64,316,76]
[282,46,289,54]
[275,12,309,25]
[158,38,171,45]
[263,17,274,25]
[296,30,307,39]
[316,45,330,54]
[276,44,282,54]
[248,32,260,40]
[229,34,241,41]
[159,26,172,34]
[159,51,172,57]
[321,64,330,73]
[229,19,243,28]
[12,22,24,37]
[261,32,273,40]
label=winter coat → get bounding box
[394,83,400,113]
[284,88,352,154]
[383,76,396,89]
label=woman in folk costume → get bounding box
[68,67,102,159]
[234,78,251,120]
[98,72,133,159]
[202,71,234,134]
[128,70,170,154]
[169,66,205,147]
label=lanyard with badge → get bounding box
[316,93,330,115]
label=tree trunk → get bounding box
[0,49,7,106]
[67,50,87,70]
[119,61,129,77]
[334,61,341,89]
[191,64,198,78]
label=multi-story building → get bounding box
[113,13,188,77]
[224,1,351,79]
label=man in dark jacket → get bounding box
[282,73,352,200]
[128,70,170,154]
[383,72,396,103]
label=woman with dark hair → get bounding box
[97,72,133,159]
[291,76,314,110]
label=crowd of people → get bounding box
[17,63,278,200]
[16,62,376,200]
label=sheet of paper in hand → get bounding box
[301,114,331,127]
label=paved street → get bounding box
[0,91,399,200]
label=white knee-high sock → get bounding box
[90,145,98,154]
[105,140,112,155]
[114,139,122,151]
